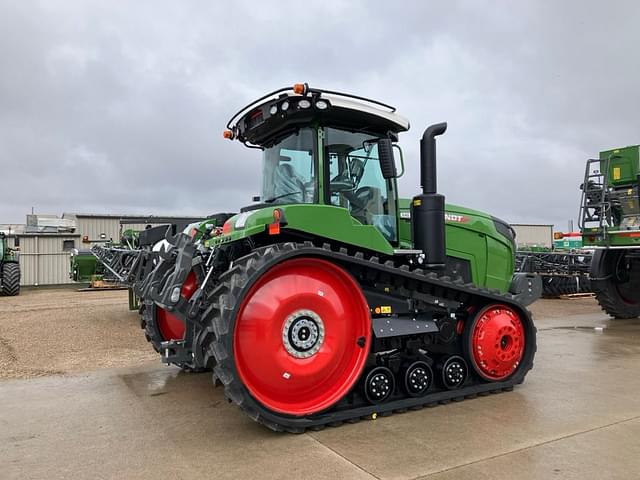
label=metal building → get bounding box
[511,224,554,248]
[17,233,81,286]
[61,213,206,247]
[3,213,206,286]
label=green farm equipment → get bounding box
[99,84,539,431]
[580,145,640,317]
[70,249,102,283]
[73,229,142,285]
[0,233,20,296]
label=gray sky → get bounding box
[1,1,638,230]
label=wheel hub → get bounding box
[282,310,325,358]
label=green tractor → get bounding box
[580,145,640,317]
[113,84,539,431]
[0,233,20,296]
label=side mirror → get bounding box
[378,138,397,178]
[252,195,261,202]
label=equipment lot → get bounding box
[1,290,639,479]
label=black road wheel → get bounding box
[439,355,468,390]
[364,366,395,404]
[402,361,433,397]
[590,249,640,319]
[1,262,20,296]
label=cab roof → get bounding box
[225,84,410,147]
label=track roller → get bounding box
[364,366,395,404]
[440,355,468,390]
[402,361,433,397]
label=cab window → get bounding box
[325,127,397,242]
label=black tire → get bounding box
[542,276,561,298]
[139,300,206,372]
[579,276,591,293]
[1,262,20,296]
[559,276,578,295]
[590,249,640,319]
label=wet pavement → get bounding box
[1,310,639,480]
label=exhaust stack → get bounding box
[411,122,447,268]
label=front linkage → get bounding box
[91,220,233,369]
[131,230,227,367]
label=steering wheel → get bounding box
[330,171,355,193]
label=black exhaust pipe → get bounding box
[411,122,447,268]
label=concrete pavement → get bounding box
[1,310,639,480]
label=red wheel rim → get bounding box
[156,272,197,341]
[233,257,371,415]
[470,304,525,381]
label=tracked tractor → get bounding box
[0,233,20,296]
[580,145,640,318]
[103,84,539,431]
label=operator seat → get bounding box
[273,163,305,203]
[348,187,384,225]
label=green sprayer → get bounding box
[580,145,640,317]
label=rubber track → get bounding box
[200,242,537,433]
[1,262,20,296]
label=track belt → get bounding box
[202,242,538,432]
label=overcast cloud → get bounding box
[0,1,639,230]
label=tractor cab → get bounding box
[225,84,410,244]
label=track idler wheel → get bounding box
[364,366,395,404]
[402,361,433,397]
[439,355,468,390]
[465,304,525,381]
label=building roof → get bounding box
[511,223,554,227]
[62,213,207,222]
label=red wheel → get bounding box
[233,257,371,416]
[156,272,197,341]
[467,304,525,381]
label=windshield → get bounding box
[262,128,316,205]
[325,127,397,242]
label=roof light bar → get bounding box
[225,83,397,131]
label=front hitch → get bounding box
[140,230,200,309]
